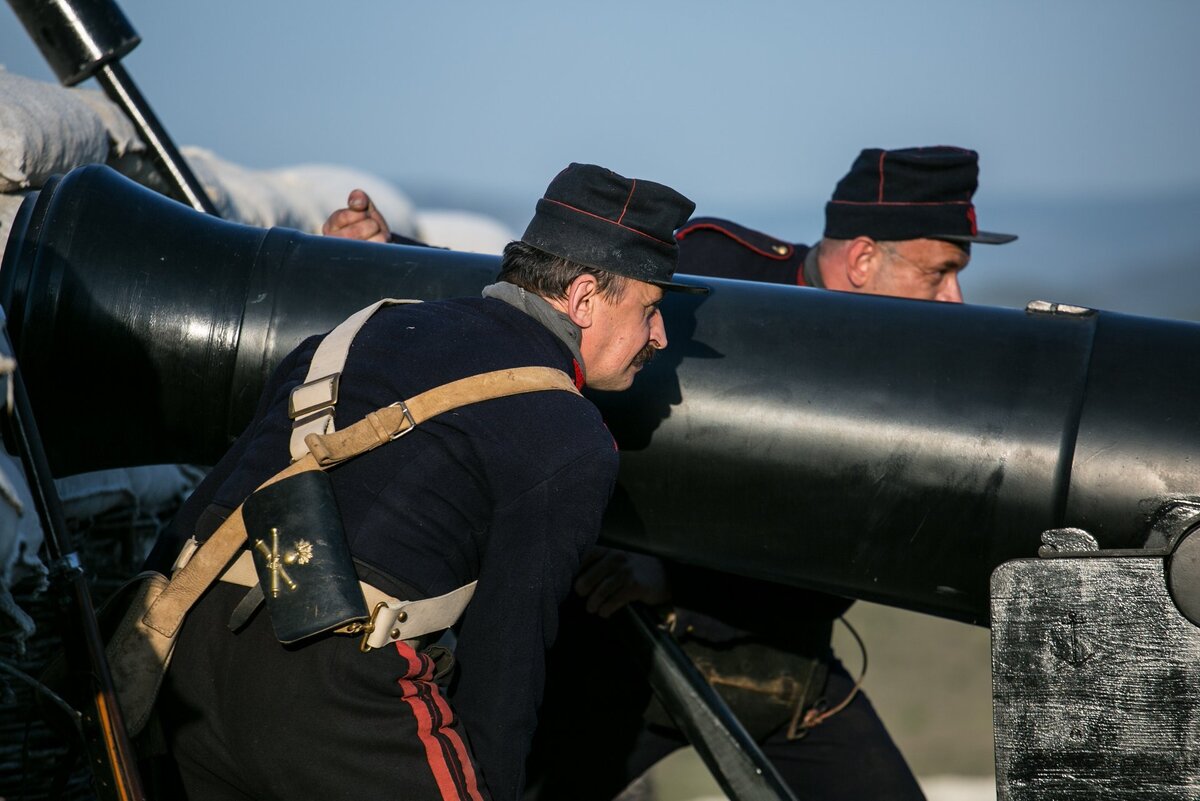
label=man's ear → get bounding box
[562,273,601,329]
[845,236,880,290]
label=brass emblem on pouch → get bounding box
[289,540,314,565]
[254,528,313,597]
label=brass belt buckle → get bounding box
[340,601,386,652]
[346,601,409,652]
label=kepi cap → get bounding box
[824,146,1017,246]
[522,163,705,293]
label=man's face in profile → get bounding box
[581,279,668,391]
[866,238,970,303]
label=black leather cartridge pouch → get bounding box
[241,470,368,644]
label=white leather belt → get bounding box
[174,539,476,650]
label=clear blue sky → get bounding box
[4,1,1198,204]
[4,0,1200,316]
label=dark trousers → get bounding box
[525,599,925,801]
[158,583,488,801]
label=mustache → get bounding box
[632,342,658,369]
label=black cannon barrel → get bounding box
[0,167,500,472]
[3,165,1198,623]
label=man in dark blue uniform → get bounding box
[676,145,1015,300]
[152,162,700,801]
[322,147,1014,799]
[536,146,1016,801]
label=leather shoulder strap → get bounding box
[305,365,580,467]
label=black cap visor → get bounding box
[934,229,1018,245]
[653,277,709,294]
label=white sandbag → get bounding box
[1,191,32,254]
[55,467,139,524]
[74,87,144,158]
[56,464,205,527]
[0,69,108,191]
[0,395,46,649]
[413,209,514,255]
[124,463,206,516]
[270,163,420,239]
[175,146,290,228]
[177,148,421,238]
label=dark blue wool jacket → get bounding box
[163,296,618,800]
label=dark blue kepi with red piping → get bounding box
[824,146,1017,246]
[522,162,707,293]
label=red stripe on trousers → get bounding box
[395,641,485,801]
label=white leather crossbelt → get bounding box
[174,541,476,649]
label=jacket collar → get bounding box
[482,282,586,380]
